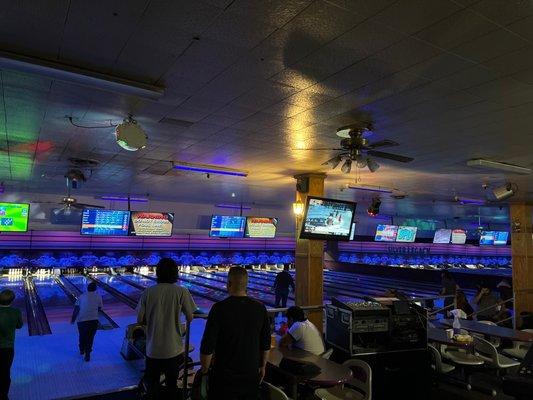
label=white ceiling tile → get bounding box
[415,8,498,49]
[371,0,462,35]
[451,29,529,63]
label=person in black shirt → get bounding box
[441,271,457,311]
[200,266,271,399]
[273,264,295,308]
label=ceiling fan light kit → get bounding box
[304,122,413,174]
[340,159,352,174]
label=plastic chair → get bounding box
[263,382,289,400]
[429,344,455,374]
[473,337,521,370]
[502,329,533,360]
[314,359,371,400]
[441,344,485,390]
[476,320,501,347]
[321,348,334,360]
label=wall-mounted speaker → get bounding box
[296,177,309,193]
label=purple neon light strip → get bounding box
[215,204,252,210]
[99,196,148,202]
[174,165,247,177]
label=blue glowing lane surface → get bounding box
[33,277,73,326]
[122,273,214,311]
[93,274,144,302]
[63,275,136,319]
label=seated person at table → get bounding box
[200,266,271,400]
[280,306,325,356]
[493,301,512,328]
[474,282,499,321]
[451,290,474,320]
[497,278,513,309]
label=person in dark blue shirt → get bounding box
[274,265,295,308]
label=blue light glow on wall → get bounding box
[0,251,295,268]
[337,252,511,267]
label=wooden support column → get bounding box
[510,203,533,327]
[294,173,326,332]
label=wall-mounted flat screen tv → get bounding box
[245,217,278,238]
[209,215,246,238]
[374,224,398,242]
[479,231,495,245]
[0,202,30,232]
[481,231,509,245]
[433,229,452,244]
[396,226,417,243]
[81,209,130,236]
[451,229,467,244]
[300,197,356,241]
[129,212,174,237]
[493,231,509,245]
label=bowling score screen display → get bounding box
[130,212,174,237]
[0,202,30,232]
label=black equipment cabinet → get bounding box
[326,298,429,400]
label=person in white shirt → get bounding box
[70,282,103,362]
[137,258,196,399]
[280,306,325,356]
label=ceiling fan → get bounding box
[36,169,104,215]
[298,122,414,173]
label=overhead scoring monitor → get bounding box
[375,224,398,242]
[129,212,174,237]
[0,202,30,232]
[300,196,356,241]
[480,231,509,245]
[396,226,417,243]
[81,209,130,236]
[451,229,467,244]
[433,229,452,244]
[493,231,509,245]
[210,215,246,238]
[245,217,278,238]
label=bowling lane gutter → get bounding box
[23,276,52,336]
[56,275,119,329]
[131,272,224,304]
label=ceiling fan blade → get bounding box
[366,150,414,163]
[291,147,343,151]
[365,139,399,149]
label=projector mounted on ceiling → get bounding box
[115,116,148,151]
